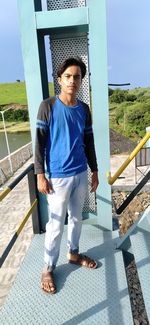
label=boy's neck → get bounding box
[59,94,77,106]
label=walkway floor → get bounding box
[0,226,133,325]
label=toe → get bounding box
[41,271,56,294]
[90,261,97,268]
[50,286,55,293]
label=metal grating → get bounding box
[46,0,95,212]
[130,227,150,321]
[50,35,96,213]
[83,167,96,213]
[0,226,133,324]
[47,0,85,10]
[50,36,90,103]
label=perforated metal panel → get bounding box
[50,36,95,213]
[47,0,85,10]
[85,167,96,213]
[50,36,90,103]
[47,1,96,213]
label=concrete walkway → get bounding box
[0,157,34,308]
[111,154,150,191]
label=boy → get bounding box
[35,57,99,293]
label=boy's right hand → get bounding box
[37,174,53,194]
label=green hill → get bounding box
[0,82,54,106]
[0,83,150,141]
[0,82,54,132]
[109,87,150,142]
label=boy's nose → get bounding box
[69,76,75,84]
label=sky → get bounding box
[0,0,150,89]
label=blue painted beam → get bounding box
[17,0,49,147]
[36,7,89,30]
[34,0,42,11]
[87,0,112,230]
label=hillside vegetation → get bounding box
[109,87,150,142]
[0,82,150,141]
[0,82,54,132]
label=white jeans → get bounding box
[44,170,88,271]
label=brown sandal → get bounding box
[41,271,57,294]
[68,254,97,269]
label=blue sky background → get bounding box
[106,0,150,88]
[0,0,150,88]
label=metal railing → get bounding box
[0,163,40,268]
[0,107,14,175]
[107,131,150,185]
[115,170,150,214]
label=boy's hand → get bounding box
[37,174,53,194]
[91,171,99,192]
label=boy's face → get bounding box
[58,65,82,96]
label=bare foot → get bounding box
[41,271,57,294]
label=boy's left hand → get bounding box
[91,171,99,192]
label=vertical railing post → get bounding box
[27,166,41,234]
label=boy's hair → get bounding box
[57,57,86,79]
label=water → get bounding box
[0,131,31,160]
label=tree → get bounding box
[110,89,127,103]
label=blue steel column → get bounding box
[87,0,112,230]
[17,0,49,231]
[17,0,48,146]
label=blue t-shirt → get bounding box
[46,97,87,177]
[35,96,97,177]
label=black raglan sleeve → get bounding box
[84,103,98,172]
[34,100,51,174]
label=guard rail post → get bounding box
[27,166,41,234]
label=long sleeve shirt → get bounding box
[34,96,98,178]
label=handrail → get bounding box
[116,170,150,214]
[0,163,40,267]
[0,163,34,202]
[107,131,150,185]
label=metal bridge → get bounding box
[1,133,150,324]
[1,0,150,323]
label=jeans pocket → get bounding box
[50,178,64,188]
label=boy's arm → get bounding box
[34,100,52,194]
[84,104,98,172]
[84,104,99,192]
[34,101,49,174]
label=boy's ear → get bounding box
[58,77,61,86]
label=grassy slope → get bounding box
[0,83,150,139]
[0,82,54,106]
[0,82,54,132]
[0,121,30,133]
[109,87,150,142]
[0,82,28,105]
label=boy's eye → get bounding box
[64,75,81,80]
[74,75,81,80]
